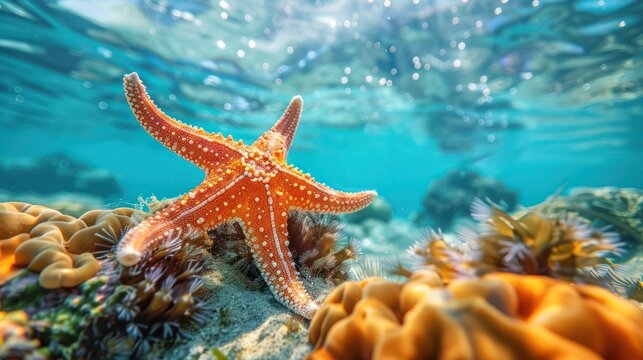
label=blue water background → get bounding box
[0,0,641,217]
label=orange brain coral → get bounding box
[308,270,643,360]
[0,202,140,288]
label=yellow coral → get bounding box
[0,202,141,289]
[309,271,643,360]
[0,310,41,359]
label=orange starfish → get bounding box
[116,73,376,318]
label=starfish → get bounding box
[116,73,376,318]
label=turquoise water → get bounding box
[1,0,641,218]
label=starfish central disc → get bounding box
[241,150,278,183]
[116,72,377,318]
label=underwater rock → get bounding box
[417,169,518,230]
[423,107,523,154]
[0,153,122,199]
[344,197,392,224]
[308,270,643,360]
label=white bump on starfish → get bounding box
[117,245,142,267]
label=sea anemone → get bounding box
[209,211,361,286]
[533,187,643,261]
[472,200,627,281]
[75,230,211,359]
[287,212,360,283]
[402,199,638,298]
[405,229,475,282]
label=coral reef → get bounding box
[209,211,360,286]
[416,169,518,230]
[534,187,643,261]
[0,153,122,199]
[5,192,637,360]
[308,270,643,360]
[68,207,140,256]
[0,201,210,359]
[404,199,641,300]
[0,310,44,360]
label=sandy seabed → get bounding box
[152,256,334,360]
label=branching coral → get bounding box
[209,211,360,286]
[308,271,643,360]
[404,199,639,298]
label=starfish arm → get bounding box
[123,72,241,170]
[269,96,302,154]
[277,168,377,214]
[243,187,317,318]
[117,169,247,266]
[252,96,303,162]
